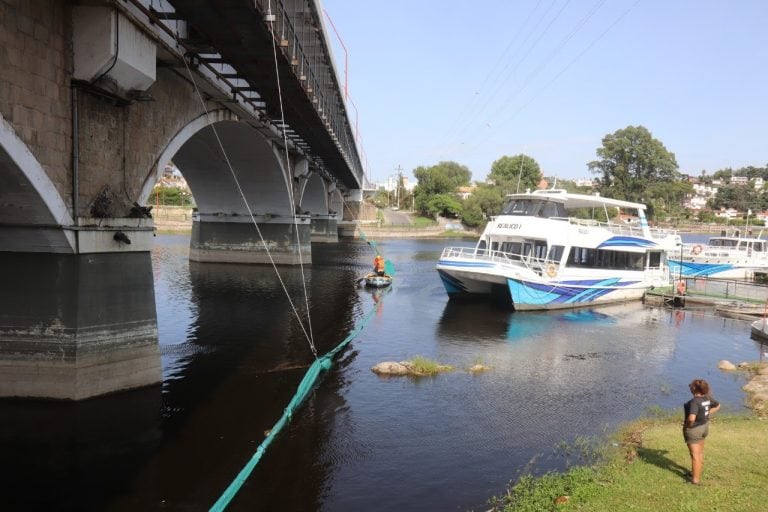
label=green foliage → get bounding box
[413,161,471,216]
[151,185,194,206]
[588,126,679,216]
[426,193,463,218]
[488,154,542,194]
[408,356,453,375]
[462,185,504,227]
[708,183,765,212]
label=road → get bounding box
[382,208,413,225]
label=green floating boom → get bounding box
[209,289,385,511]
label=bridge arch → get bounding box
[300,173,329,214]
[0,112,74,252]
[170,119,293,218]
[138,109,237,205]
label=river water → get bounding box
[1,234,764,511]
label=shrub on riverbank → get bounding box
[490,415,768,511]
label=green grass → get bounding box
[490,415,768,511]
[408,356,453,375]
[411,216,438,227]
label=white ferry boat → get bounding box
[436,189,676,310]
[668,231,768,279]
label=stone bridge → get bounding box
[0,0,369,399]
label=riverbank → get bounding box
[491,366,768,511]
[153,205,193,233]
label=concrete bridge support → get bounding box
[0,251,160,400]
[190,215,311,265]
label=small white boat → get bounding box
[436,189,673,311]
[668,231,768,279]
[364,273,392,288]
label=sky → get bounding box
[319,0,768,185]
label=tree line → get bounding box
[407,125,696,227]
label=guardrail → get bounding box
[440,246,558,275]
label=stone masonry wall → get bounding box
[76,67,214,217]
[0,0,72,209]
[0,1,219,219]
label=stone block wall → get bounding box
[0,0,72,207]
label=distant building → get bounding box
[456,186,475,200]
[730,176,748,185]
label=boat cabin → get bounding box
[708,237,766,253]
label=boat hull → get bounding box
[365,274,392,288]
[437,261,652,311]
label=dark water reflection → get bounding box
[0,235,764,511]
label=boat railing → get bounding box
[440,246,558,274]
[679,242,768,259]
[564,217,678,240]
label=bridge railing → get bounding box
[254,0,364,186]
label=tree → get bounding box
[462,185,504,227]
[588,126,679,209]
[426,194,462,218]
[488,154,542,194]
[412,161,471,216]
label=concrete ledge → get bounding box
[190,219,311,265]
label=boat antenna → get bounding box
[515,152,525,193]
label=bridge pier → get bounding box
[190,215,312,265]
[310,215,339,243]
[0,235,161,400]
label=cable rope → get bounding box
[434,0,544,150]
[173,24,317,356]
[266,5,316,351]
[144,6,397,510]
[453,0,604,158]
[437,0,565,156]
[454,0,637,161]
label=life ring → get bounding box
[690,244,703,255]
[546,264,557,278]
[676,280,686,295]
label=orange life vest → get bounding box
[374,255,385,272]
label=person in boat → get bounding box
[373,254,386,276]
[682,379,720,485]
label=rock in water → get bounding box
[718,360,737,371]
[371,362,411,375]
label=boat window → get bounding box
[539,201,566,218]
[548,245,565,263]
[568,247,645,270]
[533,240,548,259]
[755,242,765,252]
[648,251,662,269]
[500,242,522,259]
[476,240,487,255]
[738,241,748,251]
[491,241,499,253]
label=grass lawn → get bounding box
[492,415,768,511]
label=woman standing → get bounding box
[683,379,720,485]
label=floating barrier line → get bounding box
[209,300,381,512]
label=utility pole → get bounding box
[395,164,403,209]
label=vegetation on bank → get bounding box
[489,413,768,511]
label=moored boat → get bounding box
[436,189,672,311]
[668,231,768,279]
[364,273,392,288]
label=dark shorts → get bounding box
[683,423,709,444]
